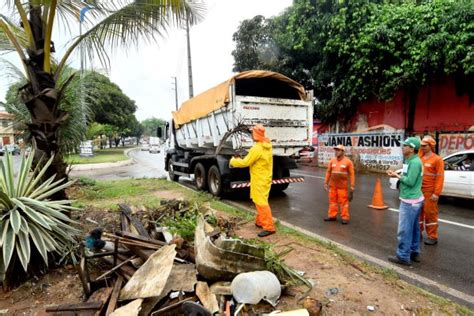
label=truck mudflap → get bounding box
[230,177,304,189]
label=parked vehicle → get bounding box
[141,143,150,151]
[163,70,313,196]
[149,137,161,154]
[389,150,474,199]
[0,144,20,155]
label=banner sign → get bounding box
[80,140,94,157]
[318,132,404,172]
[438,133,474,157]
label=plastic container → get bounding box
[231,271,281,306]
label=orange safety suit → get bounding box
[230,126,275,232]
[420,153,444,239]
[325,157,355,220]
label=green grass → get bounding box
[65,147,131,165]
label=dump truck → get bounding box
[162,70,313,196]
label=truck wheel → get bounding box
[272,167,290,192]
[208,165,222,197]
[168,156,179,182]
[194,163,207,191]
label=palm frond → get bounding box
[57,0,205,76]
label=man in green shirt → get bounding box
[387,137,424,266]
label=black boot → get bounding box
[424,238,438,245]
[258,230,275,238]
[411,253,421,263]
[388,256,411,266]
[324,217,337,222]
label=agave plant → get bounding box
[0,151,79,282]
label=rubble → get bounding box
[53,199,311,315]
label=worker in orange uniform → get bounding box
[324,145,355,224]
[419,136,444,245]
[230,124,276,237]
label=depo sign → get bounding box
[439,133,474,157]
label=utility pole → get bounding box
[186,15,194,98]
[171,77,178,111]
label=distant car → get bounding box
[6,144,20,155]
[0,144,20,156]
[389,150,474,199]
[141,143,150,151]
[149,144,160,154]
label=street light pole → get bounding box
[186,15,194,99]
[172,76,179,111]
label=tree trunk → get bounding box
[406,88,419,136]
[20,7,69,200]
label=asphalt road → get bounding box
[71,149,474,300]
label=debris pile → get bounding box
[45,200,314,315]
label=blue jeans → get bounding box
[396,201,423,262]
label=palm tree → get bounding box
[0,0,203,199]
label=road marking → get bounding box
[292,171,325,180]
[388,208,474,230]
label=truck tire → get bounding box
[168,155,179,182]
[194,163,207,191]
[272,167,290,192]
[208,165,222,197]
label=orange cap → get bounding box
[421,135,436,152]
[333,144,345,151]
[252,124,270,142]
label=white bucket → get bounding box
[231,271,281,306]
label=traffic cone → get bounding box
[368,178,388,210]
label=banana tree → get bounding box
[0,0,203,199]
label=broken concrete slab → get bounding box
[140,264,198,315]
[210,281,232,295]
[195,217,266,281]
[119,245,176,301]
[110,299,143,316]
[196,282,219,314]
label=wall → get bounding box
[353,78,473,133]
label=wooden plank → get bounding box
[102,257,136,278]
[105,276,124,316]
[87,287,113,316]
[116,231,166,246]
[119,204,149,237]
[75,257,91,296]
[121,213,130,232]
[95,256,137,281]
[45,302,102,312]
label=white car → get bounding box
[389,150,474,199]
[141,143,150,151]
[149,144,160,154]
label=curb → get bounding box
[68,147,138,172]
[224,200,474,310]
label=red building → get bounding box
[348,78,473,133]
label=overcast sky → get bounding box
[0,0,292,121]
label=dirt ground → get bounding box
[0,188,470,315]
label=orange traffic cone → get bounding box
[368,178,388,210]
